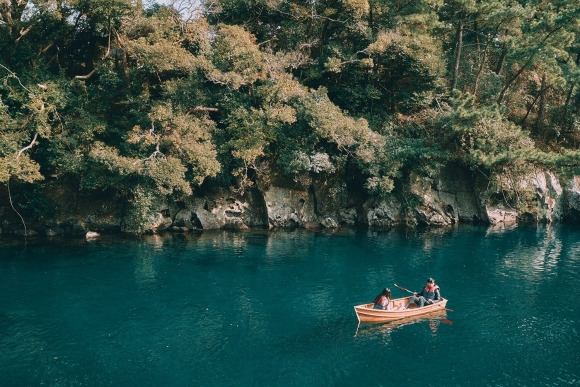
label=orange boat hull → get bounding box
[354,296,448,323]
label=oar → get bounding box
[394,284,415,294]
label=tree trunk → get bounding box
[565,51,580,105]
[451,16,464,91]
[494,47,507,75]
[473,39,490,96]
[368,0,375,37]
[497,62,528,105]
[474,23,502,96]
[0,0,29,38]
[497,25,563,105]
[534,73,546,136]
[520,93,540,126]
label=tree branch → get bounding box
[497,25,565,105]
[7,180,28,237]
[74,69,96,80]
[39,41,54,55]
[16,132,38,159]
[0,63,32,93]
[133,143,165,165]
[15,22,34,42]
[189,106,218,113]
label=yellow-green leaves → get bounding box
[343,0,369,19]
[122,10,200,74]
[303,88,380,161]
[368,18,445,81]
[0,155,43,184]
[89,100,222,196]
[125,40,198,73]
[148,103,220,185]
[439,93,535,170]
[210,24,266,89]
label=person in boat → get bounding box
[373,288,392,310]
[405,278,440,308]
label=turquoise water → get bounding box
[0,225,579,386]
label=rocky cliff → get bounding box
[1,165,578,237]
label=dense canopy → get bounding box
[1,0,579,226]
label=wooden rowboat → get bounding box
[354,296,448,323]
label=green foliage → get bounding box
[6,182,55,220]
[361,112,448,197]
[0,155,43,184]
[436,93,535,171]
[549,105,580,148]
[124,184,158,234]
[145,103,221,184]
[209,24,266,89]
[0,0,579,232]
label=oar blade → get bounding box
[394,284,414,294]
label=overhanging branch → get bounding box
[74,69,96,80]
[16,132,38,159]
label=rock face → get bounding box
[530,169,564,222]
[183,187,268,230]
[565,176,580,221]
[486,207,518,225]
[362,166,484,228]
[484,168,569,225]
[263,185,316,228]
[86,231,100,239]
[362,196,402,229]
[0,166,578,236]
[409,167,482,226]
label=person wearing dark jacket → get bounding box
[405,278,440,308]
[373,288,392,310]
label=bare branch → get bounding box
[0,63,32,93]
[39,41,54,55]
[133,140,165,166]
[75,69,96,80]
[16,132,38,159]
[189,106,218,113]
[163,0,204,22]
[258,37,278,47]
[113,27,125,47]
[15,22,33,42]
[7,181,28,237]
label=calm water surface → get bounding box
[0,224,578,386]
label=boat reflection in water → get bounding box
[355,308,451,337]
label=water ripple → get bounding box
[1,226,578,386]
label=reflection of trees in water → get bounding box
[134,235,164,286]
[134,225,569,344]
[531,226,562,274]
[134,251,157,286]
[496,225,563,285]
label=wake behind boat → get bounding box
[354,296,448,323]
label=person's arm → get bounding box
[435,288,441,300]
